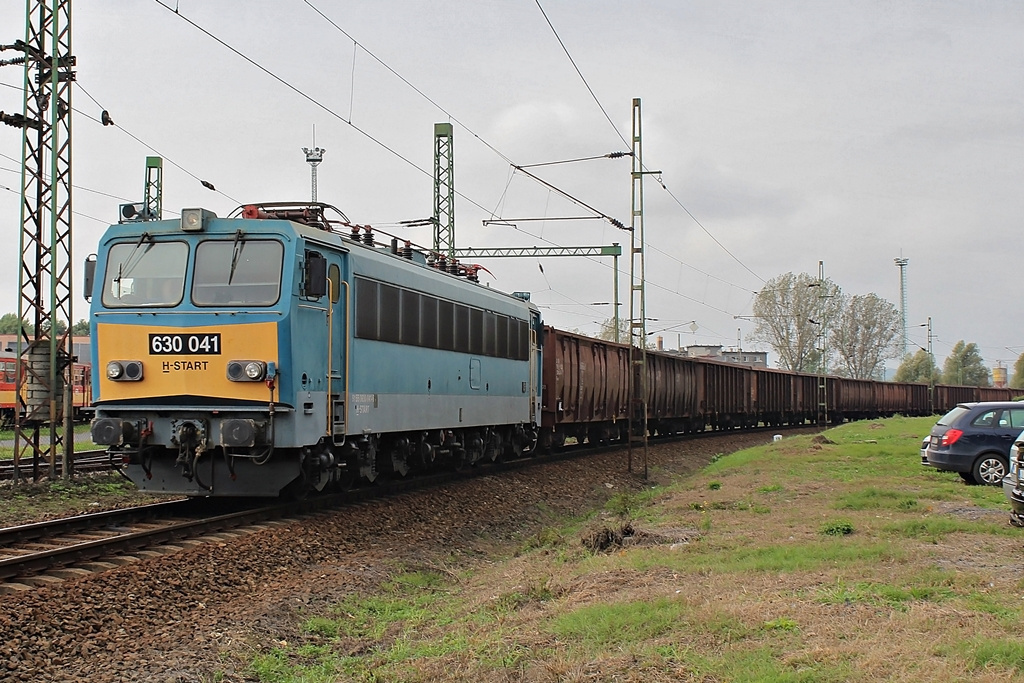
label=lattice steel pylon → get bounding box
[1,0,76,482]
[144,156,162,220]
[894,257,909,360]
[432,122,455,259]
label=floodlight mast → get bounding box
[894,257,909,360]
[303,126,325,203]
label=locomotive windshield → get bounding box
[192,238,283,306]
[102,240,188,308]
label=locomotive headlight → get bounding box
[227,360,266,382]
[245,361,265,380]
[106,360,144,381]
[106,361,123,380]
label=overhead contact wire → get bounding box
[153,0,500,219]
[533,0,766,286]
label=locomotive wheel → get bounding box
[336,462,358,491]
[485,431,503,463]
[452,448,470,472]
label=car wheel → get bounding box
[972,453,1009,486]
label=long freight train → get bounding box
[84,203,1018,497]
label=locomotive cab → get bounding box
[89,209,311,495]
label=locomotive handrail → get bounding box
[341,279,351,439]
[326,277,334,437]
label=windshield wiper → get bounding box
[228,229,246,285]
[114,231,152,288]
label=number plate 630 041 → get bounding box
[148,333,222,355]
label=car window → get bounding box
[971,410,998,428]
[937,406,970,426]
[1006,409,1024,429]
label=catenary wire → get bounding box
[533,0,766,285]
[303,0,763,302]
[75,82,240,206]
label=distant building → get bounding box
[0,334,91,363]
[653,337,768,367]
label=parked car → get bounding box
[921,402,1024,485]
[1003,430,1024,526]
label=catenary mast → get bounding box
[1,0,76,481]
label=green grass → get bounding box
[816,577,956,611]
[883,517,1017,542]
[820,519,855,536]
[610,536,902,575]
[549,597,686,650]
[661,646,856,683]
[942,637,1024,673]
[835,487,920,511]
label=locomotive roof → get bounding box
[99,211,540,316]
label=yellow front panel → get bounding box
[96,321,278,402]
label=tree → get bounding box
[595,317,629,344]
[942,340,990,386]
[0,313,29,335]
[70,319,90,336]
[830,293,902,379]
[1012,353,1024,389]
[894,348,939,384]
[0,314,74,336]
[38,318,68,336]
[748,272,842,372]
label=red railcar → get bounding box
[646,350,701,434]
[933,384,1017,413]
[0,354,92,427]
[540,327,630,447]
[696,357,753,429]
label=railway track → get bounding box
[0,425,820,591]
[0,448,113,481]
[0,498,296,591]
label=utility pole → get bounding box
[894,257,909,360]
[926,316,934,413]
[813,260,828,426]
[303,125,324,203]
[433,122,455,260]
[2,0,76,482]
[627,99,659,479]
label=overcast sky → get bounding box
[1,1,1021,374]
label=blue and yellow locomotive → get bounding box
[86,203,542,496]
